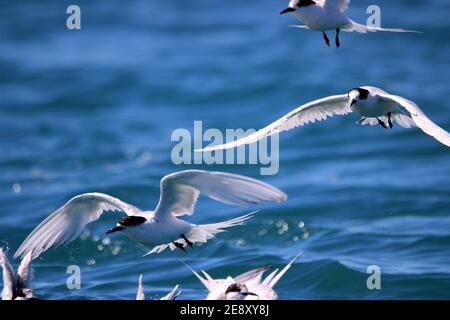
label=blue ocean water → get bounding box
[0,0,449,300]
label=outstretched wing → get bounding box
[379,94,450,147]
[196,95,351,152]
[16,252,33,289]
[154,170,287,218]
[136,274,145,300]
[0,248,16,300]
[15,193,142,260]
[160,285,181,300]
[181,261,230,294]
[261,252,302,288]
[235,266,273,283]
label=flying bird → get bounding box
[136,274,180,300]
[1,248,38,300]
[184,252,302,300]
[14,170,287,260]
[196,86,450,151]
[280,0,420,47]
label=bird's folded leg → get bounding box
[180,234,194,248]
[335,28,340,48]
[323,32,330,47]
[377,118,388,129]
[172,241,186,252]
[387,112,393,129]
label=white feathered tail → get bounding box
[343,20,421,34]
[290,22,421,34]
[145,211,257,255]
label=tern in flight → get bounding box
[280,0,420,47]
[196,86,450,152]
[15,170,287,260]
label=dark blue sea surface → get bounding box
[0,0,449,299]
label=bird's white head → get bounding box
[225,283,259,300]
[348,87,370,108]
[280,0,316,14]
[106,216,147,235]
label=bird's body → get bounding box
[185,253,301,300]
[15,170,287,259]
[352,95,395,118]
[292,1,350,32]
[123,212,191,247]
[196,86,450,152]
[350,87,398,118]
[280,0,420,47]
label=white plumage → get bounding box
[185,252,302,300]
[15,170,287,260]
[281,0,420,47]
[1,248,35,300]
[197,86,450,152]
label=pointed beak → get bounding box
[106,225,125,235]
[244,292,259,297]
[280,7,296,14]
[350,99,357,107]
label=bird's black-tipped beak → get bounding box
[350,99,357,107]
[244,292,259,297]
[106,226,125,235]
[280,7,296,14]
